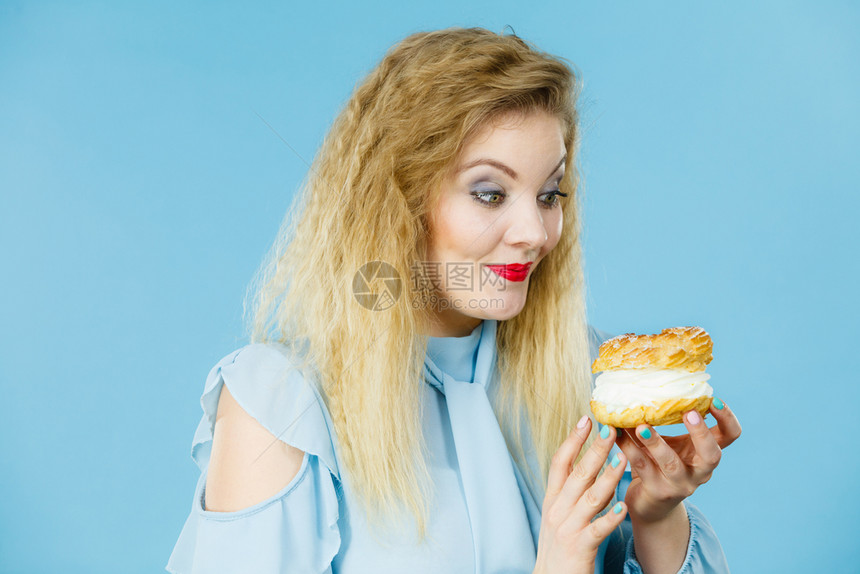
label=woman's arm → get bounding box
[629,500,689,573]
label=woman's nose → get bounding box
[502,197,548,252]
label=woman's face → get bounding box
[425,109,567,337]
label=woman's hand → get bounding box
[615,398,742,524]
[533,416,628,574]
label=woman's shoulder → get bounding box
[191,340,340,481]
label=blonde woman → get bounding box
[167,27,741,574]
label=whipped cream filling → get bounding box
[592,368,713,413]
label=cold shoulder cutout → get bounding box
[191,343,339,480]
[167,343,342,574]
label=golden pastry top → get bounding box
[591,326,713,373]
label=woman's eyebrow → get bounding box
[456,154,567,181]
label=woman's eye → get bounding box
[471,188,568,209]
[471,190,505,207]
[540,190,568,208]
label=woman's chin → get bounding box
[485,304,526,322]
[463,293,528,322]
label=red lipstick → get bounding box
[486,262,533,282]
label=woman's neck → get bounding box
[428,313,484,338]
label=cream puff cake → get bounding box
[590,327,715,427]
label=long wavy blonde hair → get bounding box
[243,27,594,543]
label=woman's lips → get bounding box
[486,262,533,282]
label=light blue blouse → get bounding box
[166,320,729,573]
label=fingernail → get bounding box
[639,427,652,440]
[713,397,725,410]
[577,415,589,429]
[600,425,611,440]
[613,502,623,514]
[686,410,701,425]
[610,453,621,468]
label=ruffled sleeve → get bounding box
[166,343,342,574]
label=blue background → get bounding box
[1,1,856,572]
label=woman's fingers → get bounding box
[681,409,722,483]
[546,423,617,527]
[708,398,742,448]
[546,415,591,498]
[536,424,636,570]
[614,429,665,486]
[556,424,618,504]
[566,449,627,530]
[575,499,628,553]
[632,424,688,483]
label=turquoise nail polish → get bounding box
[640,427,652,440]
[713,397,725,410]
[613,502,623,514]
[610,454,621,468]
[600,425,610,439]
